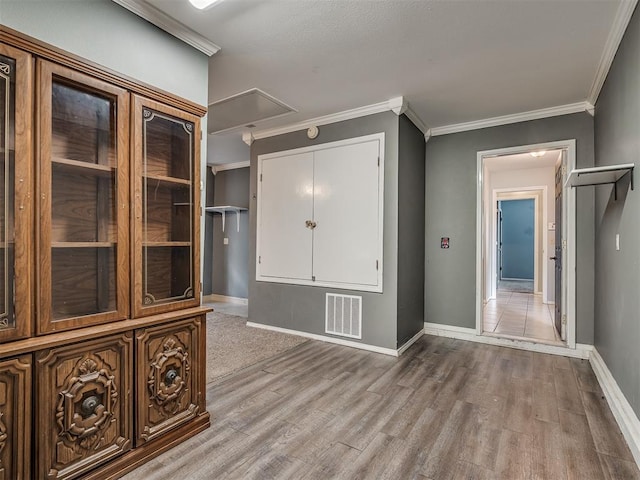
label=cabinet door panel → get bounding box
[0,355,31,480]
[135,317,204,445]
[257,152,313,281]
[37,60,129,333]
[36,334,133,480]
[0,43,32,342]
[132,96,200,317]
[313,139,381,287]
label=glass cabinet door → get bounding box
[37,60,129,333]
[0,43,32,342]
[133,95,200,317]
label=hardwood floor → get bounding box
[123,335,640,479]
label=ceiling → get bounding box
[484,150,561,173]
[135,0,629,162]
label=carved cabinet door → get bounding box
[35,334,133,480]
[135,316,204,445]
[0,355,31,480]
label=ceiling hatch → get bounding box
[207,88,296,134]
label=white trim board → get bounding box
[111,0,221,56]
[203,294,248,305]
[424,323,592,359]
[429,102,593,137]
[247,322,423,357]
[248,96,428,141]
[590,348,640,467]
[210,161,250,174]
[588,0,639,105]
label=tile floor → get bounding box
[483,290,562,344]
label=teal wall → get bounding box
[500,199,534,280]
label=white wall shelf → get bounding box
[565,163,634,200]
[205,205,248,232]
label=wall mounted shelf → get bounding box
[205,205,248,232]
[565,163,634,200]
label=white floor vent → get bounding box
[325,293,362,339]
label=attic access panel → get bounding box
[207,88,296,134]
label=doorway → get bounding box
[476,140,577,348]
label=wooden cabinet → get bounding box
[0,27,210,479]
[0,43,32,343]
[135,316,204,445]
[132,96,201,318]
[37,60,130,334]
[0,355,31,480]
[36,334,133,479]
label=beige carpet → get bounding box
[206,311,308,384]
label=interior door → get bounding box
[497,203,503,283]
[554,160,564,339]
[257,152,314,281]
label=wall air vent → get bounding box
[208,88,296,134]
[325,293,362,339]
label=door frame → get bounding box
[476,140,576,349]
[491,188,546,301]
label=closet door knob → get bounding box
[305,220,317,229]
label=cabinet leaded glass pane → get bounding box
[0,55,16,331]
[142,109,194,306]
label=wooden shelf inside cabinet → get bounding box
[52,157,116,177]
[205,205,248,232]
[565,163,634,200]
[51,241,116,248]
[143,241,192,247]
[144,173,191,186]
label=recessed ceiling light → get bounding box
[188,0,224,10]
[530,150,547,157]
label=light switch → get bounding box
[223,237,229,245]
[615,233,620,251]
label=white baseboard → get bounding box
[423,322,592,359]
[590,348,640,467]
[203,294,248,305]
[397,328,425,356]
[246,321,402,357]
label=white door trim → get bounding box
[476,140,576,349]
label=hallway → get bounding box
[483,289,562,344]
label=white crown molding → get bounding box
[430,102,595,137]
[404,105,428,136]
[241,132,255,146]
[590,348,640,467]
[588,0,639,105]
[388,96,408,116]
[209,161,250,174]
[111,0,221,56]
[250,96,405,141]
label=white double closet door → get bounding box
[257,134,383,292]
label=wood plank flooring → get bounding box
[123,335,640,479]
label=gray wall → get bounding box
[593,5,640,415]
[397,114,426,344]
[210,168,250,298]
[249,112,400,349]
[203,168,216,295]
[424,112,595,344]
